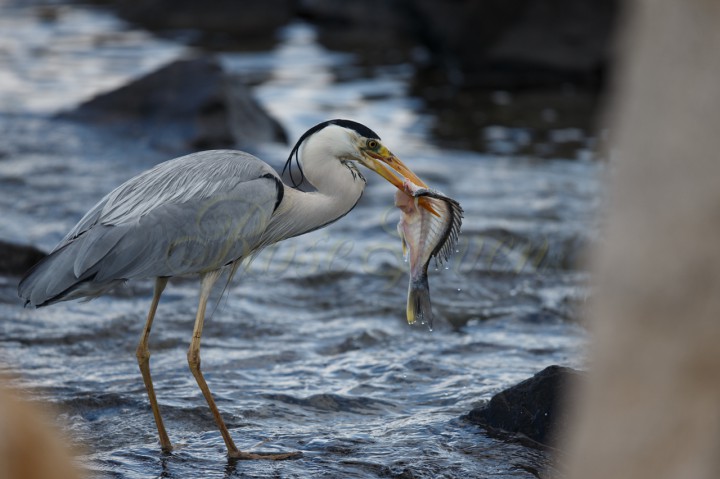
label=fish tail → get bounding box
[407,273,433,328]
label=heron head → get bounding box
[341,121,438,215]
[353,134,428,191]
[284,119,432,210]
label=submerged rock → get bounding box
[0,240,46,277]
[466,365,582,446]
[58,56,286,154]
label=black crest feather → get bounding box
[282,119,381,188]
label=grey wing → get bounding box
[54,194,110,253]
[88,176,278,281]
[57,150,277,249]
[19,150,281,306]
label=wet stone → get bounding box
[100,0,295,50]
[466,365,583,447]
[57,56,286,154]
[0,240,46,277]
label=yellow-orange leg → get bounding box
[136,277,172,452]
[187,270,301,460]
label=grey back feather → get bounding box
[58,150,277,246]
[20,150,282,306]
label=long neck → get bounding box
[264,157,366,242]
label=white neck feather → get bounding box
[264,126,366,242]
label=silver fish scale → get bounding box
[413,188,464,265]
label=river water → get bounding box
[0,3,602,478]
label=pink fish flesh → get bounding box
[395,179,463,328]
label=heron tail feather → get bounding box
[17,242,117,307]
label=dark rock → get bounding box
[415,85,601,157]
[466,365,582,446]
[300,0,615,156]
[97,0,295,50]
[298,0,419,65]
[58,56,286,154]
[98,0,617,89]
[302,0,617,89]
[0,240,46,277]
[416,0,617,87]
[223,73,288,148]
[87,0,616,156]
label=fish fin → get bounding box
[397,223,408,259]
[407,274,433,329]
[418,197,440,217]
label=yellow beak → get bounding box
[362,149,439,216]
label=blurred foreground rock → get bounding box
[561,1,720,479]
[0,240,46,277]
[467,365,581,446]
[59,56,286,154]
[0,385,82,479]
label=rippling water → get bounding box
[0,4,601,478]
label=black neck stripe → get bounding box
[282,119,381,188]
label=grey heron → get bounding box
[17,119,431,460]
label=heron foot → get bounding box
[228,450,302,461]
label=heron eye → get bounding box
[367,140,379,150]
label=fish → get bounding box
[395,178,463,329]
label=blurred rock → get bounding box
[300,0,615,156]
[417,87,601,158]
[422,0,616,87]
[0,240,46,277]
[58,56,286,153]
[298,0,418,64]
[467,365,582,446]
[301,0,617,89]
[94,0,616,89]
[97,0,294,50]
[87,0,616,156]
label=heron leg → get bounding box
[136,277,172,452]
[187,270,301,461]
